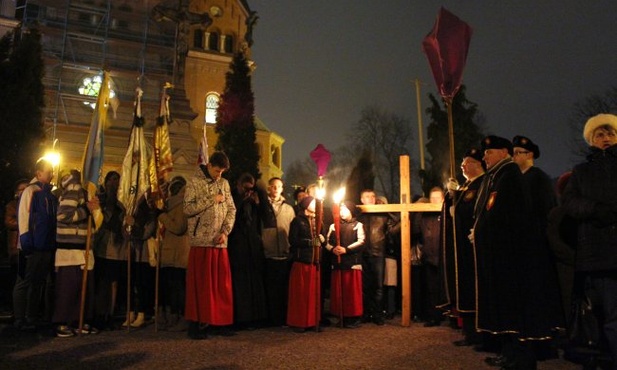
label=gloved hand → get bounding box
[447,178,459,192]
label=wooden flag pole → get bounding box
[77,216,93,336]
[446,99,456,179]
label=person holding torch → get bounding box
[326,194,365,329]
[286,196,324,333]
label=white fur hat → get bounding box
[583,114,617,145]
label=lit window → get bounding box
[205,93,219,123]
[78,74,115,109]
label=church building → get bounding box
[11,0,284,182]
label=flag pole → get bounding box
[77,216,93,335]
[153,82,174,332]
[79,70,110,335]
[446,98,456,179]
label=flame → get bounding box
[333,187,346,204]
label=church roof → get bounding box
[254,116,270,132]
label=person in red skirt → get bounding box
[286,196,324,333]
[326,201,365,328]
[183,152,236,340]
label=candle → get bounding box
[332,188,345,263]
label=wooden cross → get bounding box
[357,155,441,327]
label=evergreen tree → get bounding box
[424,85,484,193]
[0,29,46,204]
[215,50,260,186]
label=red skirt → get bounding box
[286,262,321,328]
[330,269,363,317]
[185,247,233,325]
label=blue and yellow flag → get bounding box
[81,71,111,200]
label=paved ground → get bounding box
[0,316,583,370]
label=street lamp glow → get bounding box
[43,151,61,168]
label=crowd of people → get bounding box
[2,114,617,370]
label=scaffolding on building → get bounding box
[16,0,177,142]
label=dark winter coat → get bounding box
[562,144,617,272]
[473,158,563,338]
[289,213,320,265]
[442,174,483,312]
[357,213,398,258]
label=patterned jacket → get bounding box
[56,181,89,248]
[184,168,236,248]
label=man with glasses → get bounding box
[512,135,556,235]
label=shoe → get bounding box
[453,339,473,347]
[187,321,208,340]
[361,315,373,323]
[210,326,236,336]
[73,324,99,335]
[121,312,136,327]
[373,316,385,326]
[168,318,188,332]
[423,320,440,327]
[20,320,37,332]
[56,325,75,338]
[187,329,208,340]
[485,356,511,367]
[291,327,306,333]
[130,312,145,328]
[343,319,361,329]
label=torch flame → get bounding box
[333,187,345,204]
[316,187,326,201]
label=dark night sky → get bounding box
[251,1,617,181]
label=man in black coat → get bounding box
[511,135,556,233]
[442,148,485,346]
[473,136,562,370]
[562,114,617,368]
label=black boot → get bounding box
[187,321,207,340]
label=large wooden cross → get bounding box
[357,155,441,327]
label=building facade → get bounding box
[15,0,283,182]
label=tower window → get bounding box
[205,93,219,123]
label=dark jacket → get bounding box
[18,179,58,253]
[357,213,398,258]
[289,213,321,265]
[562,144,617,272]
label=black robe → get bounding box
[473,159,562,338]
[441,174,484,313]
[227,187,271,325]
